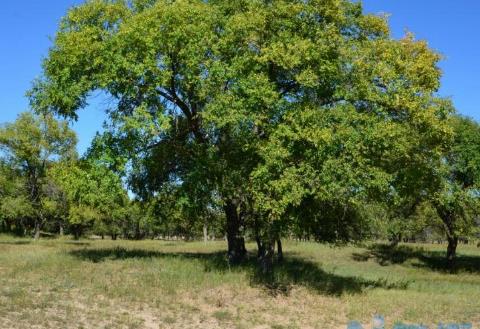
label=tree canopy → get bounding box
[22,0,472,267]
[431,115,480,264]
[0,112,77,239]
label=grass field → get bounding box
[0,235,479,329]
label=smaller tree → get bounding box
[0,163,31,234]
[0,112,77,239]
[0,195,34,235]
[50,160,128,239]
[432,115,480,266]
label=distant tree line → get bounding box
[0,114,226,241]
[0,0,479,270]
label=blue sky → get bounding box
[0,1,479,155]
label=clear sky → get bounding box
[0,1,478,155]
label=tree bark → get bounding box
[1,220,10,233]
[447,235,458,268]
[435,203,458,268]
[390,233,401,247]
[256,236,264,259]
[224,199,246,264]
[73,227,81,240]
[260,240,275,274]
[277,239,283,262]
[34,220,41,240]
[254,215,264,258]
[135,219,141,240]
[203,223,208,244]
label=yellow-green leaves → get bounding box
[28,0,455,243]
[0,112,77,168]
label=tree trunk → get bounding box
[135,219,141,240]
[260,240,275,274]
[390,233,401,247]
[203,223,208,244]
[277,239,283,262]
[254,215,264,258]
[224,199,246,264]
[73,227,81,240]
[1,220,10,233]
[256,236,264,259]
[447,235,458,268]
[34,220,41,240]
[435,204,458,268]
[59,222,64,236]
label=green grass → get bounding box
[0,235,479,328]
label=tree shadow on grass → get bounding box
[0,240,31,245]
[63,241,91,246]
[0,240,91,246]
[352,243,480,274]
[69,247,408,296]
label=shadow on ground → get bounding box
[352,243,480,273]
[63,241,91,246]
[0,240,31,245]
[0,240,91,246]
[68,247,408,296]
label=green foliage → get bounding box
[22,0,470,265]
[49,160,128,238]
[0,112,77,168]
[431,115,480,243]
[0,196,34,224]
[448,115,480,189]
[0,112,77,237]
